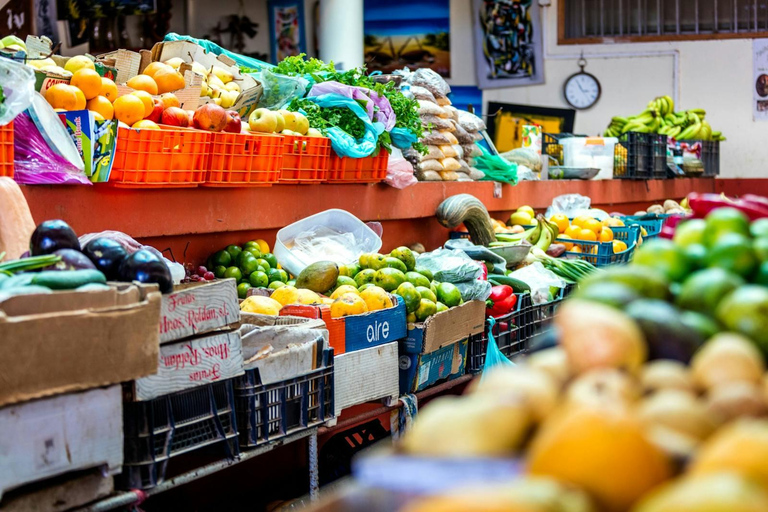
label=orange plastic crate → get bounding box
[279,134,330,183]
[205,131,283,187]
[326,151,390,183]
[0,121,14,178]
[111,126,211,188]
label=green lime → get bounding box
[706,234,759,278]
[243,241,261,251]
[673,219,706,248]
[237,282,251,299]
[436,282,462,308]
[373,267,406,292]
[415,299,437,321]
[249,271,269,288]
[676,267,745,316]
[415,285,437,302]
[255,265,268,274]
[337,276,357,288]
[211,250,232,267]
[224,266,243,283]
[389,246,416,271]
[754,237,768,262]
[395,282,421,314]
[236,250,256,268]
[268,268,288,283]
[213,265,227,279]
[382,257,408,273]
[416,267,434,281]
[225,245,242,262]
[263,253,278,269]
[239,256,260,276]
[358,283,376,292]
[435,301,448,313]
[268,280,286,290]
[632,238,693,283]
[256,259,270,272]
[704,207,751,247]
[405,271,431,288]
[242,247,261,259]
[751,218,768,239]
[683,244,708,270]
[354,268,376,287]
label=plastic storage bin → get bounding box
[0,121,13,178]
[562,137,618,180]
[234,349,334,448]
[206,131,283,186]
[111,126,211,187]
[280,134,331,183]
[274,209,382,277]
[326,152,389,183]
[560,225,641,267]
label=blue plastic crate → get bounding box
[560,225,640,267]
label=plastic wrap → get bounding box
[0,58,34,126]
[416,248,491,301]
[421,115,453,131]
[545,194,592,219]
[390,127,418,150]
[410,85,437,103]
[291,225,380,266]
[409,68,451,96]
[457,110,486,132]
[482,318,515,378]
[385,147,417,189]
[508,262,566,305]
[257,67,310,110]
[309,82,395,130]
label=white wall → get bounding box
[447,0,764,178]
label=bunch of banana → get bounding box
[648,95,675,116]
[490,215,560,252]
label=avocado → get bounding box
[716,285,768,355]
[625,299,704,363]
[572,282,641,309]
[676,267,744,316]
[295,261,339,293]
[580,265,671,301]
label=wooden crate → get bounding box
[331,342,399,420]
[160,278,240,344]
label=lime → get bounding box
[416,267,434,281]
[716,285,768,354]
[415,286,437,302]
[374,267,407,292]
[237,282,251,299]
[406,312,417,323]
[436,282,462,308]
[256,258,270,272]
[224,266,243,283]
[683,244,708,270]
[395,282,421,314]
[336,276,357,288]
[435,301,448,313]
[225,244,242,262]
[243,241,260,251]
[704,207,751,247]
[243,247,261,259]
[751,218,768,239]
[268,281,286,290]
[239,256,260,276]
[213,265,227,279]
[756,261,768,286]
[706,234,758,278]
[211,250,232,267]
[354,268,376,287]
[236,250,256,268]
[255,265,268,275]
[673,219,706,248]
[382,256,408,273]
[249,271,269,288]
[632,238,693,283]
[415,299,437,321]
[268,268,288,283]
[263,253,278,269]
[358,283,376,292]
[405,271,431,288]
[676,267,745,315]
[754,237,768,262]
[390,246,416,271]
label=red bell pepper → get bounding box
[688,193,768,221]
[486,285,517,318]
[478,262,488,281]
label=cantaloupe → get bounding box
[0,177,35,261]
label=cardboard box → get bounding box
[333,342,399,417]
[159,278,240,344]
[128,330,245,401]
[239,314,327,385]
[0,386,123,501]
[281,296,406,355]
[56,110,118,181]
[399,300,484,394]
[0,284,160,408]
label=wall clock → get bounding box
[564,57,601,110]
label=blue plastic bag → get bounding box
[305,93,385,158]
[164,33,271,71]
[481,317,514,380]
[390,127,418,150]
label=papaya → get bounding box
[296,261,339,293]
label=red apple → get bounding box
[223,111,242,133]
[193,103,228,132]
[146,99,164,123]
[161,106,190,128]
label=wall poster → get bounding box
[753,39,768,121]
[268,0,307,64]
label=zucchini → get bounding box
[0,273,35,289]
[487,273,531,293]
[31,269,106,290]
[435,194,497,247]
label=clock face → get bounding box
[564,72,601,110]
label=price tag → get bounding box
[493,182,502,199]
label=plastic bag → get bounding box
[439,145,457,158]
[304,93,385,158]
[421,130,451,145]
[417,249,492,301]
[440,170,458,181]
[545,194,592,219]
[444,105,459,121]
[508,262,566,305]
[292,225,379,267]
[457,110,486,132]
[385,147,417,189]
[390,127,418,150]
[423,145,445,161]
[421,159,444,172]
[517,165,538,181]
[482,318,515,377]
[474,145,518,185]
[456,171,473,182]
[441,131,458,145]
[310,82,395,130]
[417,100,444,117]
[441,157,461,171]
[452,122,475,144]
[500,147,542,172]
[409,68,451,96]
[451,144,464,159]
[416,169,442,181]
[421,115,453,131]
[0,58,34,125]
[410,85,436,103]
[164,32,271,71]
[257,67,310,110]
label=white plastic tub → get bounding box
[274,209,382,277]
[562,137,618,180]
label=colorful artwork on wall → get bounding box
[268,0,306,63]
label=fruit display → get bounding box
[604,95,726,141]
[205,239,285,299]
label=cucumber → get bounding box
[31,269,106,290]
[0,273,35,289]
[487,273,531,293]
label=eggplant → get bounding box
[83,238,128,280]
[118,249,173,293]
[43,248,97,271]
[30,220,80,256]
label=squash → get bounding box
[0,177,36,261]
[436,194,497,246]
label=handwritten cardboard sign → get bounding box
[159,279,240,343]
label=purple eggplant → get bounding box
[43,248,97,271]
[118,249,173,293]
[30,220,80,256]
[83,238,128,280]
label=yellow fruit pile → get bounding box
[555,214,629,254]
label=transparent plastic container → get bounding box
[274,209,382,277]
[562,137,618,180]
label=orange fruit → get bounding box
[600,227,614,242]
[64,55,95,74]
[45,83,86,110]
[549,214,570,234]
[564,225,582,239]
[132,119,160,130]
[578,229,598,242]
[143,61,172,79]
[130,90,154,118]
[70,68,102,100]
[572,216,591,228]
[556,236,574,251]
[571,245,583,254]
[159,92,180,109]
[153,67,185,94]
[100,77,118,102]
[126,74,158,95]
[613,240,628,253]
[86,95,114,120]
[113,94,146,126]
[583,218,603,235]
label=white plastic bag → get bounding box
[0,58,34,125]
[508,262,566,304]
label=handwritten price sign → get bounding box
[159,279,240,343]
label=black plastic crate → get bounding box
[234,349,334,449]
[467,285,575,373]
[701,140,720,177]
[614,131,651,179]
[119,379,240,490]
[649,133,668,179]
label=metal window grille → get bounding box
[563,0,768,39]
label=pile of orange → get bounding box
[552,214,628,254]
